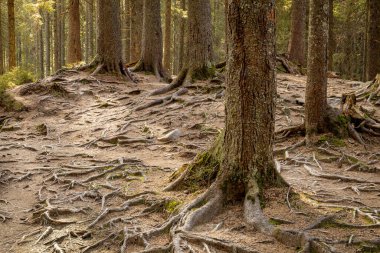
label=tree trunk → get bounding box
[365,0,380,81]
[163,0,172,71]
[221,0,277,200]
[46,12,51,75]
[130,0,143,62]
[54,0,62,71]
[8,0,16,70]
[93,0,131,80]
[288,0,306,66]
[68,0,82,64]
[132,0,168,80]
[61,0,66,67]
[178,0,186,72]
[328,0,335,71]
[124,0,131,62]
[0,3,4,74]
[186,0,213,80]
[305,0,329,138]
[38,23,45,79]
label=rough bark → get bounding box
[68,0,82,64]
[54,0,62,71]
[124,0,131,62]
[186,0,213,81]
[163,0,172,71]
[288,0,307,66]
[38,21,45,79]
[305,0,329,138]
[92,0,132,80]
[129,0,143,62]
[60,0,66,67]
[89,0,94,60]
[365,0,380,81]
[178,0,186,72]
[132,0,169,81]
[328,0,335,71]
[220,0,278,200]
[8,0,16,70]
[0,3,3,74]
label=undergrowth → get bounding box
[0,68,35,111]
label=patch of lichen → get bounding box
[164,200,182,214]
[190,65,216,82]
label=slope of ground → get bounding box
[0,70,379,253]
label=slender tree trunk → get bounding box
[8,0,16,70]
[125,0,131,62]
[163,0,172,71]
[38,24,45,79]
[220,0,278,200]
[46,12,51,75]
[68,0,82,64]
[130,0,143,62]
[305,0,329,138]
[365,0,380,81]
[328,0,335,71]
[288,0,306,66]
[54,0,62,71]
[178,0,186,72]
[61,0,66,67]
[0,3,4,74]
[133,0,168,80]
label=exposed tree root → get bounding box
[131,60,171,83]
[135,88,188,111]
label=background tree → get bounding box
[67,0,81,64]
[132,0,169,81]
[0,2,4,74]
[163,0,172,72]
[151,0,213,95]
[305,0,329,139]
[8,0,16,70]
[328,0,335,71]
[365,0,380,81]
[91,0,132,80]
[129,0,143,63]
[288,0,307,66]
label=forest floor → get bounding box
[0,70,379,253]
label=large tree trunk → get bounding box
[129,0,143,62]
[92,0,132,80]
[305,0,329,138]
[8,0,16,70]
[60,0,66,67]
[221,0,278,201]
[163,0,172,72]
[0,4,4,74]
[38,22,45,79]
[365,0,380,81]
[67,0,82,64]
[288,0,306,66]
[132,0,169,80]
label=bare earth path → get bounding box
[0,70,379,253]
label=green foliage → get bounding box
[0,68,35,111]
[318,134,346,147]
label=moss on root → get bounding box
[169,133,224,192]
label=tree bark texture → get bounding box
[221,0,277,199]
[8,0,16,69]
[124,0,131,62]
[0,3,4,74]
[54,0,62,71]
[288,0,306,66]
[328,0,335,71]
[68,0,82,64]
[130,0,143,62]
[365,0,380,81]
[164,0,172,71]
[305,0,329,136]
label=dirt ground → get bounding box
[0,70,379,253]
